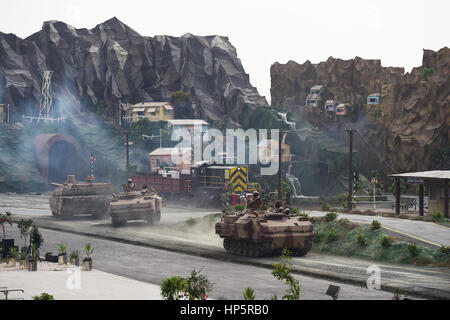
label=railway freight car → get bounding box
[131,160,260,206]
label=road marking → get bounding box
[381,225,442,247]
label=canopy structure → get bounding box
[390,171,449,217]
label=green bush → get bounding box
[371,220,382,231]
[438,246,450,255]
[321,203,331,211]
[357,232,368,246]
[325,212,338,222]
[32,293,54,300]
[407,243,420,256]
[325,230,338,242]
[289,207,300,214]
[381,236,393,248]
[233,204,246,211]
[314,231,324,243]
[432,211,443,222]
[160,276,187,300]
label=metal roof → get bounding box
[132,107,145,112]
[168,119,209,126]
[149,147,191,156]
[390,170,450,180]
[124,101,173,109]
[311,85,323,91]
[368,93,381,97]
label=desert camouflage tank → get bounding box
[215,200,314,257]
[109,180,163,227]
[49,175,112,219]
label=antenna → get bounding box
[38,70,54,121]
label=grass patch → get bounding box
[311,218,450,267]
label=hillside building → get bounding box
[122,101,174,123]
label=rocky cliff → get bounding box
[271,47,449,175]
[0,17,267,123]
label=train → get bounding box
[130,160,260,206]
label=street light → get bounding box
[371,177,378,210]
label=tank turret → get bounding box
[108,181,163,227]
[49,175,112,219]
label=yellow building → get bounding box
[123,102,174,123]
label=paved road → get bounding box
[3,225,394,300]
[0,193,215,224]
[307,211,450,247]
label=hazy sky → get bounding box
[1,0,449,102]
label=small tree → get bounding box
[271,249,301,300]
[18,219,33,247]
[0,211,12,238]
[185,268,213,300]
[30,226,43,250]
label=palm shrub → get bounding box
[407,243,419,256]
[161,276,187,300]
[243,287,255,300]
[371,220,382,231]
[325,212,338,222]
[357,232,368,246]
[381,236,393,248]
[32,293,54,300]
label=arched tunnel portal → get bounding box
[34,134,83,184]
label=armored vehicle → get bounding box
[215,204,314,257]
[49,175,112,219]
[109,181,163,227]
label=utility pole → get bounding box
[345,128,357,210]
[278,131,285,200]
[125,131,130,178]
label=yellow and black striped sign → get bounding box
[230,166,247,193]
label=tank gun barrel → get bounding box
[51,182,64,188]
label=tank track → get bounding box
[223,238,272,257]
[292,238,312,257]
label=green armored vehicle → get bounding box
[215,197,314,257]
[49,175,112,219]
[109,179,163,227]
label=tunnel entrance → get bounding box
[48,141,78,184]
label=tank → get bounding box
[109,183,163,227]
[215,206,314,257]
[49,175,112,219]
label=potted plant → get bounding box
[19,250,28,268]
[57,243,68,264]
[28,244,38,271]
[83,243,94,271]
[0,211,14,258]
[7,247,19,267]
[30,226,43,260]
[18,219,33,255]
[69,249,80,266]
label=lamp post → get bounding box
[371,177,378,210]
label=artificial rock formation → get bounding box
[270,47,449,173]
[0,17,267,123]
